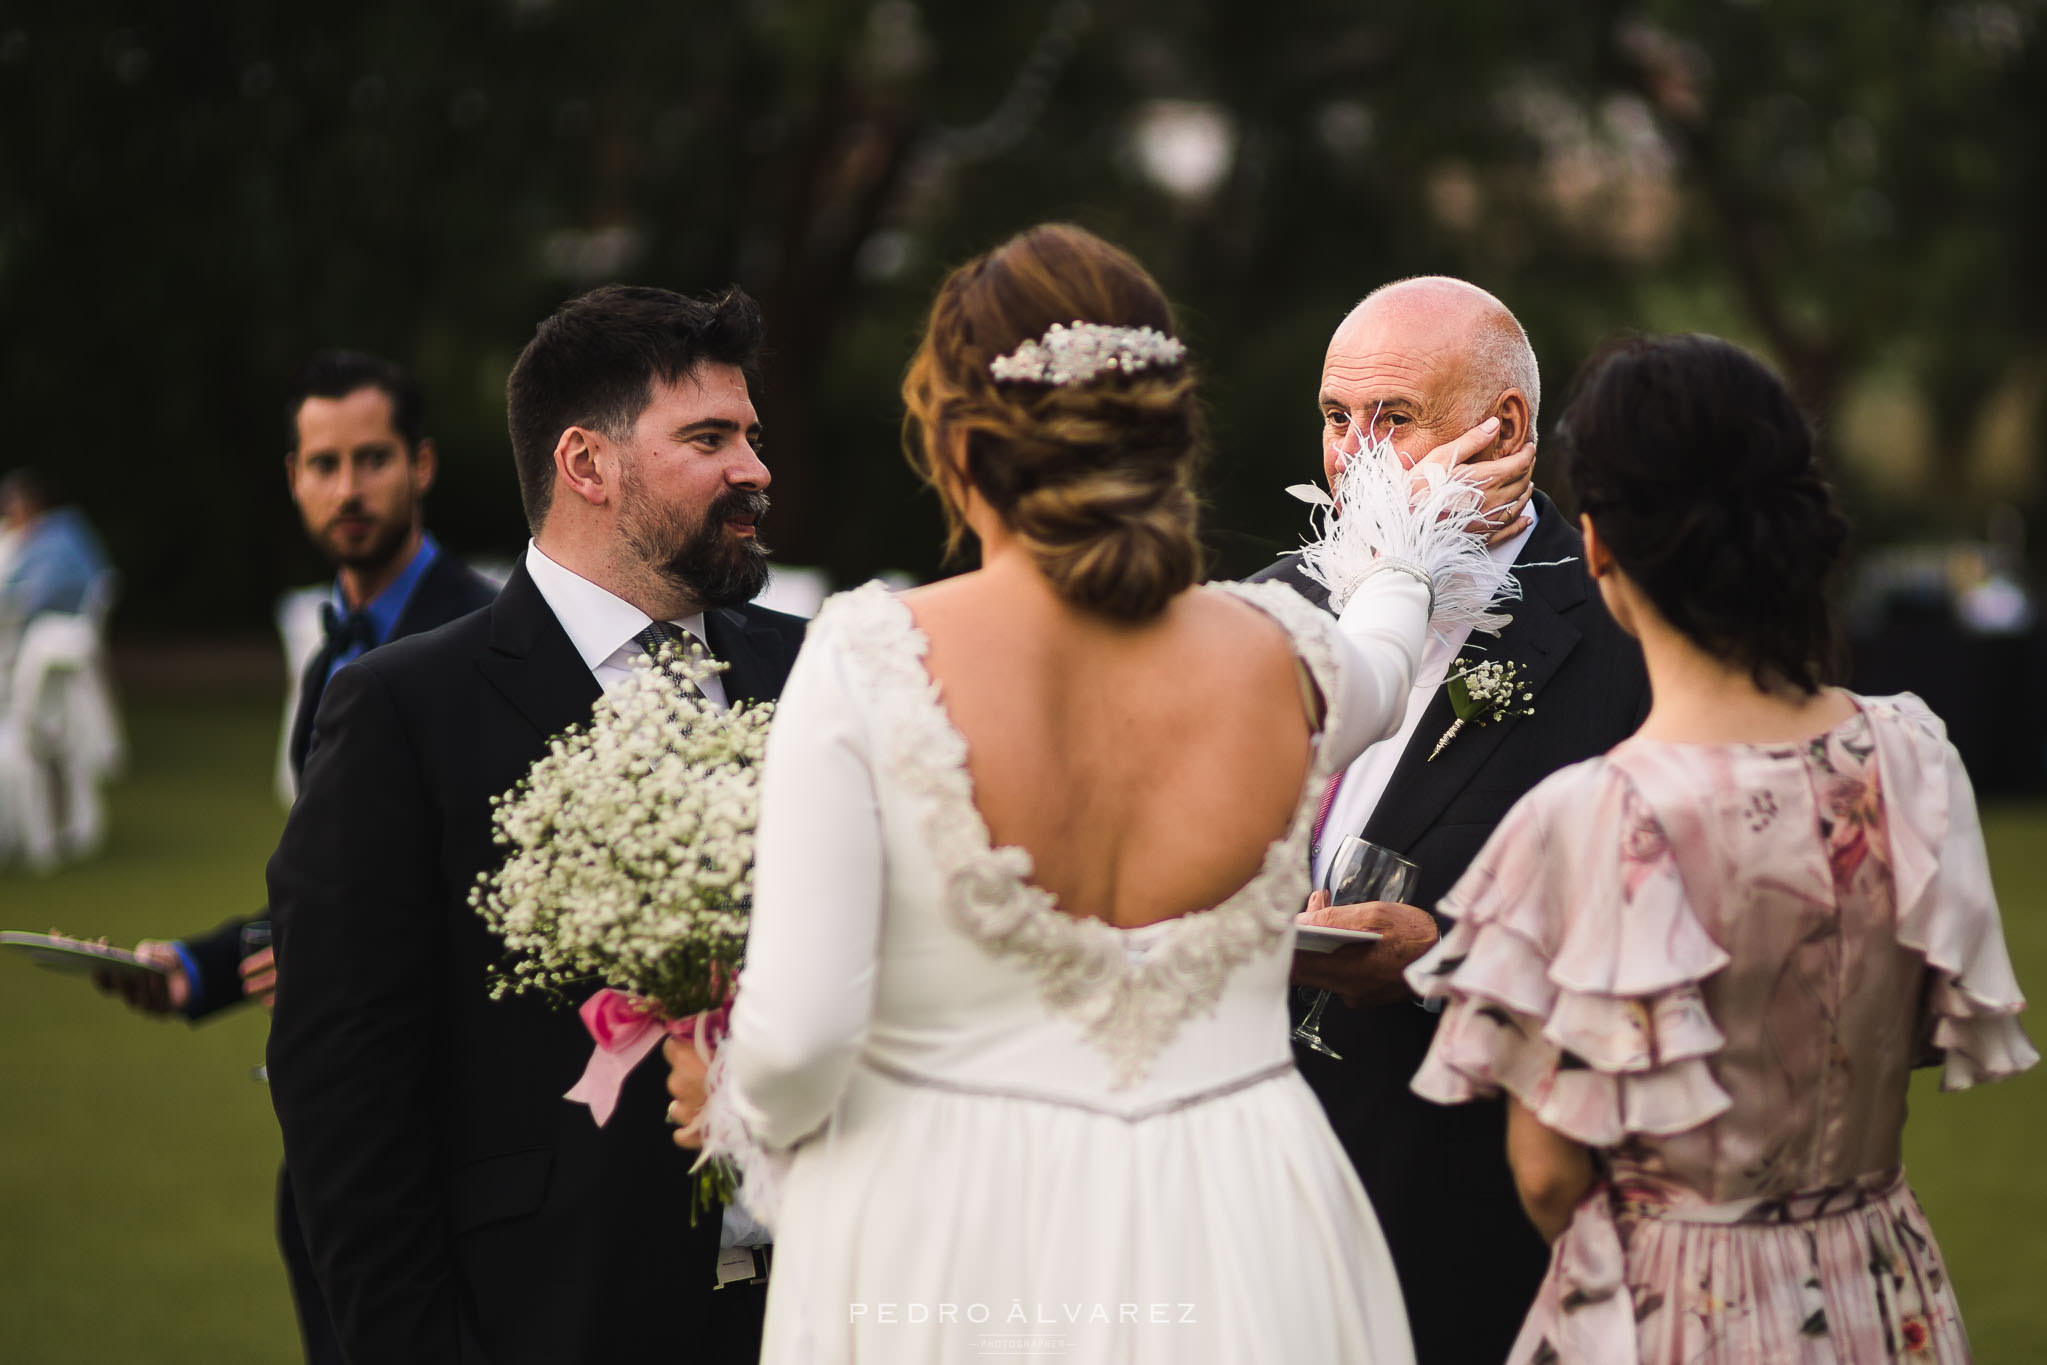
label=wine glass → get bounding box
[242,920,272,1083]
[1292,836,1419,1061]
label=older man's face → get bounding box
[1317,306,1484,488]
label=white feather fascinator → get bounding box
[1286,434,1521,639]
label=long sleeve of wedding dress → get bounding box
[715,630,884,1155]
[1320,570,1430,761]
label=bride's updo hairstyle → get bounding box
[1556,333,1850,693]
[901,223,1203,621]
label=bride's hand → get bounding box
[1413,417,1536,547]
[1470,438,1534,546]
[663,1035,710,1150]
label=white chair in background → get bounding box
[752,565,830,620]
[76,570,124,778]
[0,583,124,871]
[273,585,330,807]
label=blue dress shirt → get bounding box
[324,532,442,679]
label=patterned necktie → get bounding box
[1309,770,1347,871]
[634,620,709,700]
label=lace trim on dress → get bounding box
[822,579,1341,1090]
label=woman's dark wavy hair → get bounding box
[1555,333,1849,694]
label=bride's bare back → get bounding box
[904,563,1317,929]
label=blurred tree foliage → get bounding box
[1,0,2041,629]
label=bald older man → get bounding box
[1251,278,1649,1365]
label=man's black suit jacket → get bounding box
[266,560,806,1364]
[182,550,501,1020]
[1250,493,1649,1365]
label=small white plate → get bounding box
[1295,924,1384,954]
[0,930,169,979]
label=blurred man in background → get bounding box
[0,468,111,623]
[95,350,499,1365]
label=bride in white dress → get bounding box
[665,223,1517,1363]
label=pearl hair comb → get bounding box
[989,321,1187,387]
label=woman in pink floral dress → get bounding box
[1407,333,2036,1365]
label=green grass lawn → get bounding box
[2,697,2045,1362]
[1,697,297,1363]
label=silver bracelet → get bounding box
[1359,558,1436,615]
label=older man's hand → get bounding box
[1291,892,1440,1009]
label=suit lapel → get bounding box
[702,607,792,707]
[1362,586,1577,854]
[474,562,604,744]
[1363,504,1588,854]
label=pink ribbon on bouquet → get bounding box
[562,989,730,1127]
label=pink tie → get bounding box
[1310,771,1347,864]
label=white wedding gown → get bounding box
[705,575,1427,1364]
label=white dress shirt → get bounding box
[1310,499,1540,891]
[523,540,770,1255]
[522,541,728,709]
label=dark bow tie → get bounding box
[321,601,376,656]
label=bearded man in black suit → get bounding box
[267,285,804,1363]
[98,350,499,1365]
[1252,277,1650,1365]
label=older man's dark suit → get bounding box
[267,561,805,1364]
[1251,492,1649,1365]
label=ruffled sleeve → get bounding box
[1406,758,1735,1148]
[1866,694,2039,1089]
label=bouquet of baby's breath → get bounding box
[471,642,772,1019]
[472,641,771,1225]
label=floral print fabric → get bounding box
[1607,1171,1965,1364]
[1409,694,2036,1365]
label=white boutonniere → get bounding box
[1428,659,1535,761]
